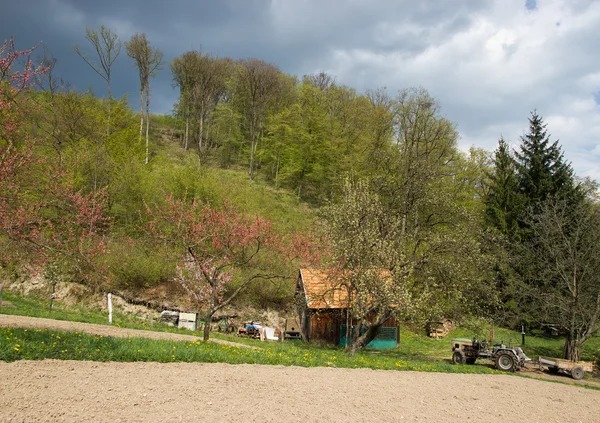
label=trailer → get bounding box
[538,356,594,380]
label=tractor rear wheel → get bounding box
[452,350,466,365]
[571,366,585,380]
[495,353,515,372]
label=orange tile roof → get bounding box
[299,268,395,310]
[299,268,349,309]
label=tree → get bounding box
[323,177,413,354]
[232,59,284,179]
[147,195,313,341]
[73,25,121,138]
[125,33,164,164]
[347,88,497,327]
[170,52,232,155]
[189,53,229,154]
[1,39,110,289]
[515,111,576,213]
[520,196,600,361]
[485,137,522,237]
[170,51,197,150]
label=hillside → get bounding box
[3,43,600,358]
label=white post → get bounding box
[107,293,113,324]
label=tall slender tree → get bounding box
[73,25,121,136]
[125,33,164,164]
[485,137,522,236]
[73,25,121,193]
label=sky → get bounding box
[2,0,600,179]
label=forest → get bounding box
[1,26,600,359]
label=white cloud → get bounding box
[285,0,600,179]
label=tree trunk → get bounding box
[347,322,383,355]
[275,150,280,188]
[184,114,189,151]
[138,88,144,144]
[106,79,112,139]
[563,333,581,361]
[203,293,217,341]
[346,310,394,355]
[198,103,204,151]
[249,111,257,180]
[203,312,212,341]
[145,85,151,165]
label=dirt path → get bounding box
[1,360,599,422]
[0,314,252,348]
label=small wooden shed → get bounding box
[296,269,398,347]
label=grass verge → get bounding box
[1,327,497,375]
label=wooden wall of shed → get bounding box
[308,310,346,343]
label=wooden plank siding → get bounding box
[297,269,398,344]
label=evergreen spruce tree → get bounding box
[485,137,522,237]
[514,111,576,212]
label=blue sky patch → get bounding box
[526,0,537,11]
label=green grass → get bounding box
[0,290,200,337]
[2,290,599,379]
[0,327,498,375]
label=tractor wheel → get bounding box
[495,353,516,372]
[466,357,477,365]
[571,366,585,380]
[452,350,466,365]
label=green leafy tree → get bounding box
[322,177,414,354]
[232,59,285,180]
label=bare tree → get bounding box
[34,47,66,96]
[73,25,121,137]
[125,33,164,164]
[520,196,600,361]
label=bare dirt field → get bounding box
[2,314,600,422]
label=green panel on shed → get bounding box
[339,324,397,349]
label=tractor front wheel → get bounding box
[495,353,515,372]
[452,350,466,365]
